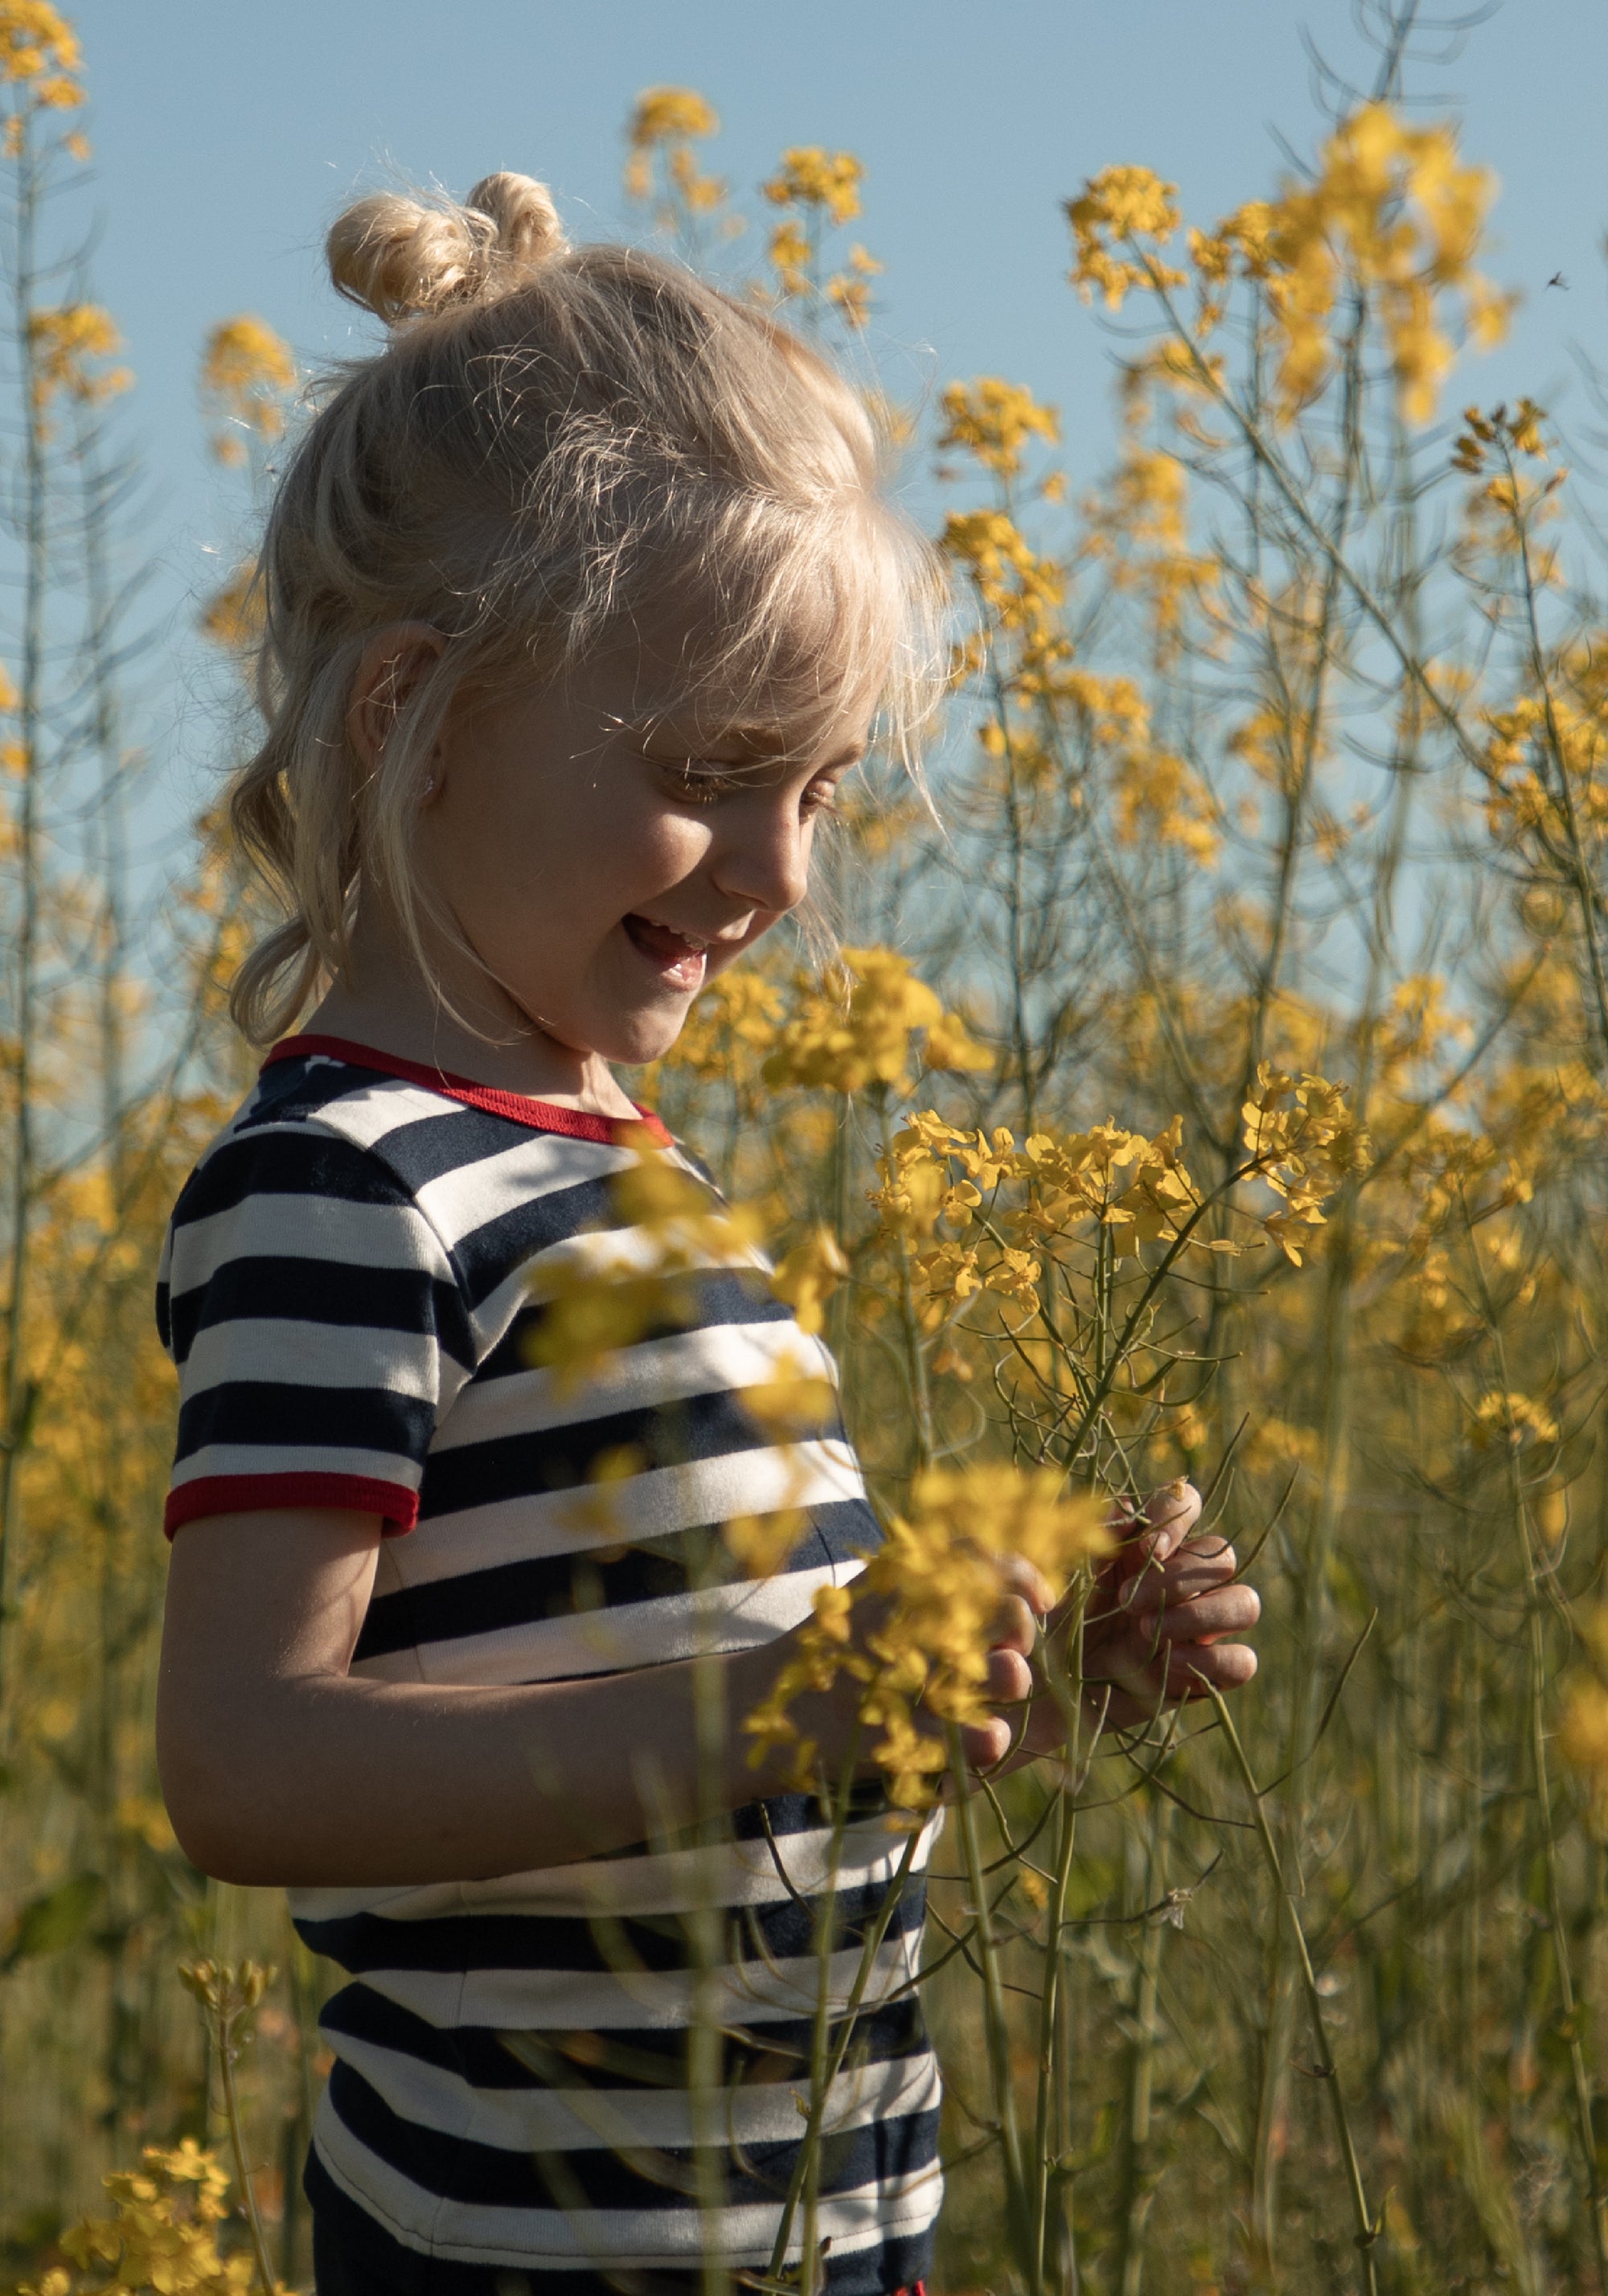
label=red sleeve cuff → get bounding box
[163,1472,420,1540]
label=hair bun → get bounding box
[465,173,567,267]
[327,173,568,326]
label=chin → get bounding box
[600,1002,699,1068]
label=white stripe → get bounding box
[431,1322,835,1451]
[339,1925,921,2032]
[328,2024,941,2153]
[414,1131,628,1247]
[297,1075,484,1153]
[312,2098,943,2267]
[289,1810,937,1926]
[170,1441,422,1495]
[352,1560,859,1686]
[169,1187,453,1298]
[526,1223,768,1289]
[180,1317,439,1402]
[397,1440,865,1585]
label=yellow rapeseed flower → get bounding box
[744,1462,1110,1810]
[762,947,987,1098]
[28,303,130,408]
[762,146,864,225]
[939,377,1060,481]
[0,2,80,100]
[199,315,297,464]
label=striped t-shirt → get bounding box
[157,1038,941,2296]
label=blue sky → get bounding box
[56,0,1608,842]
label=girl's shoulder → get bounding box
[160,1039,688,1330]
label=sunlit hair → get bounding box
[226,170,946,1044]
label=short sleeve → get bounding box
[157,1121,468,1538]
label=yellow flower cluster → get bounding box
[769,1224,849,1338]
[28,303,130,410]
[199,316,297,466]
[1113,744,1219,866]
[1073,109,1507,428]
[622,86,727,220]
[1468,1389,1558,1452]
[650,964,787,1088]
[22,2141,265,2296]
[874,1110,1224,1327]
[1453,396,1548,475]
[1241,1063,1371,1264]
[1200,105,1508,423]
[759,147,878,327]
[762,146,864,225]
[1066,165,1187,309]
[745,1462,1110,1810]
[526,1130,764,1392]
[1481,684,1608,855]
[197,564,262,655]
[1082,445,1218,651]
[626,86,718,148]
[937,378,1060,481]
[761,946,990,1097]
[941,509,1066,675]
[0,0,80,105]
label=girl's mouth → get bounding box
[621,913,709,990]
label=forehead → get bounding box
[594,567,896,740]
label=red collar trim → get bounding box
[262,1034,671,1146]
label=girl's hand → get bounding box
[1077,1480,1259,1728]
[978,1481,1261,1765]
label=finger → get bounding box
[1092,1639,1259,1725]
[987,1591,1041,1658]
[1124,1581,1261,1639]
[1106,1480,1202,1581]
[995,1553,1056,1617]
[1095,1593,1260,1683]
[984,1646,1034,1706]
[1119,1541,1240,1614]
[1156,1583,1261,1635]
[959,1713,1015,1770]
[1174,1641,1258,1694]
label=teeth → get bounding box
[643,916,707,952]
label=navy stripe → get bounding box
[303,2150,936,2296]
[325,2055,941,2212]
[176,1378,437,1462]
[296,1866,927,1979]
[167,1257,465,1368]
[415,1385,833,1520]
[170,1125,418,1226]
[354,1498,877,1661]
[314,1982,932,2093]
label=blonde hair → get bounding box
[226,170,945,1044]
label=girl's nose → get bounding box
[710,789,812,916]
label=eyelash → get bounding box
[659,761,839,818]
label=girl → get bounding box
[154,172,1259,2296]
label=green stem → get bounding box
[215,2010,276,2296]
[947,1724,1036,2289]
[1207,1685,1380,2296]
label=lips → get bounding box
[622,913,712,990]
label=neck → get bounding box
[302,923,639,1118]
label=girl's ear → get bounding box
[347,622,449,782]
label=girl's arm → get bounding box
[157,1506,1042,1888]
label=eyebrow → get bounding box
[635,719,866,772]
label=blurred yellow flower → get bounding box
[745,1462,1110,1810]
[199,314,296,464]
[762,146,863,225]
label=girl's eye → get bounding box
[656,759,740,806]
[651,754,842,818]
